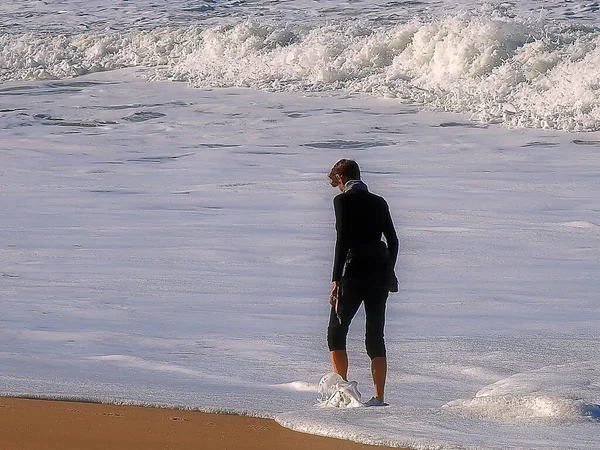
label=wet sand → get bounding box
[0,397,407,450]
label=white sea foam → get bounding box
[277,364,600,449]
[272,381,318,393]
[558,220,599,230]
[2,12,600,130]
[443,395,600,422]
[316,373,364,408]
[441,361,600,423]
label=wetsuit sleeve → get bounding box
[382,201,399,269]
[332,195,349,282]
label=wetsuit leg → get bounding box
[363,286,388,359]
[327,278,363,352]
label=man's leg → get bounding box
[327,278,362,380]
[364,287,388,402]
[330,350,348,380]
[371,357,387,402]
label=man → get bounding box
[327,159,398,406]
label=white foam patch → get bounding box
[443,395,600,422]
[559,221,599,230]
[272,381,318,392]
[435,365,506,383]
[90,355,202,376]
[319,381,364,409]
[444,361,600,423]
[476,361,600,401]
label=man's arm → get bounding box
[332,195,349,282]
[382,201,398,269]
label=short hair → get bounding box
[328,159,361,187]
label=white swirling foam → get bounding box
[2,13,600,130]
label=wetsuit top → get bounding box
[332,181,398,282]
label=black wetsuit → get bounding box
[327,182,398,359]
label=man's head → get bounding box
[328,159,361,188]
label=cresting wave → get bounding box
[2,13,600,131]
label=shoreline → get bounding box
[0,396,409,450]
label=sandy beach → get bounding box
[0,397,406,450]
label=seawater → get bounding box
[1,2,600,450]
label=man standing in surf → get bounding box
[327,159,398,407]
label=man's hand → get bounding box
[329,281,339,306]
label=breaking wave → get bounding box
[443,361,600,423]
[2,13,600,131]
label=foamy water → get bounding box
[2,2,600,130]
[1,2,600,449]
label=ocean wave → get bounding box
[443,360,600,423]
[2,14,600,131]
[443,395,600,423]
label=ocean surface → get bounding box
[1,1,599,449]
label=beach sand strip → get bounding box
[0,397,407,450]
